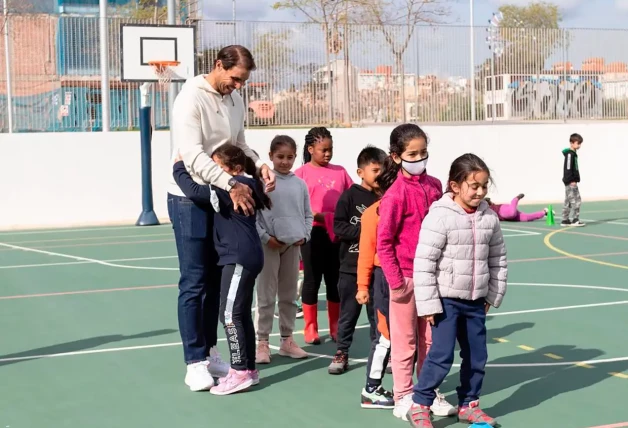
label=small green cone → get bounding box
[546,204,555,226]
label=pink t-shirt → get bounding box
[294,163,354,237]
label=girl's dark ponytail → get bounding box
[375,156,400,195]
[303,126,332,164]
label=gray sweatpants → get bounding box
[254,244,301,341]
[562,184,582,221]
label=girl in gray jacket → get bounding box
[406,153,508,428]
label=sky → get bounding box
[203,0,628,30]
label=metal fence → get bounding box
[1,15,628,132]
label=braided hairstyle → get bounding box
[303,126,333,164]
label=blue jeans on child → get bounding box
[412,298,488,407]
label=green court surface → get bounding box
[1,200,628,428]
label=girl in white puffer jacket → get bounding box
[405,153,508,428]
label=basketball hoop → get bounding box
[148,60,180,86]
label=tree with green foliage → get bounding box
[496,1,563,75]
[251,29,294,88]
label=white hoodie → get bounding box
[167,74,265,196]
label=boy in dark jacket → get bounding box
[561,133,585,227]
[328,145,387,375]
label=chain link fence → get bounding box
[1,15,627,132]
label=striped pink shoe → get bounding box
[457,400,497,426]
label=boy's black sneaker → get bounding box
[360,385,394,409]
[570,218,586,227]
[560,220,571,227]
[328,350,349,374]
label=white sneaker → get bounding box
[184,360,215,392]
[393,394,413,420]
[207,346,230,378]
[431,389,457,417]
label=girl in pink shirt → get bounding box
[376,124,455,420]
[295,127,353,345]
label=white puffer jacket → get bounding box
[413,193,508,317]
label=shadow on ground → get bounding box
[0,329,177,367]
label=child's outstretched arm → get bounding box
[413,213,447,317]
[172,161,213,204]
[487,219,508,308]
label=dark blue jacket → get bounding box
[173,161,265,275]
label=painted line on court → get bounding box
[3,282,628,365]
[544,353,563,360]
[587,423,628,428]
[501,228,540,236]
[0,255,178,270]
[0,224,170,236]
[544,229,628,270]
[0,284,178,300]
[512,224,628,242]
[4,233,173,245]
[581,218,628,227]
[0,238,172,252]
[0,242,179,271]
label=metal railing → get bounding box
[1,15,628,132]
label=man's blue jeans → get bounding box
[168,194,222,364]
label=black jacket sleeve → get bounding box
[334,190,361,242]
[173,161,213,204]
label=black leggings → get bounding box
[219,264,256,371]
[300,226,340,305]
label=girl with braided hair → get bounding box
[295,127,354,345]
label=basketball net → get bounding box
[148,60,180,86]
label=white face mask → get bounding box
[401,156,428,176]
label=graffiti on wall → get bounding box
[508,75,603,119]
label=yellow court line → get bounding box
[493,338,509,343]
[575,362,595,369]
[543,228,628,270]
[518,345,535,351]
[609,372,628,379]
[544,353,563,360]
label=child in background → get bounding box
[254,135,312,363]
[561,133,585,227]
[328,145,386,375]
[485,193,550,222]
[355,157,397,409]
[295,127,353,345]
[172,145,271,396]
[408,153,508,427]
[376,124,455,420]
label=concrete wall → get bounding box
[1,123,625,231]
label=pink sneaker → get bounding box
[210,369,254,396]
[278,336,308,359]
[248,369,260,385]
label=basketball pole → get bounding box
[167,0,178,155]
[99,0,110,132]
[135,82,160,226]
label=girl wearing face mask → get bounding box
[376,124,456,421]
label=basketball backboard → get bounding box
[120,24,196,83]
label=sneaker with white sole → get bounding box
[210,368,254,396]
[360,385,394,409]
[184,360,215,392]
[430,389,456,417]
[256,340,271,364]
[248,369,260,385]
[393,394,413,420]
[207,346,230,378]
[278,336,308,359]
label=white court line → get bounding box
[0,255,178,270]
[581,218,628,227]
[3,282,628,365]
[501,228,541,237]
[0,242,178,271]
[0,225,170,236]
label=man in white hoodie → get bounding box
[167,45,276,392]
